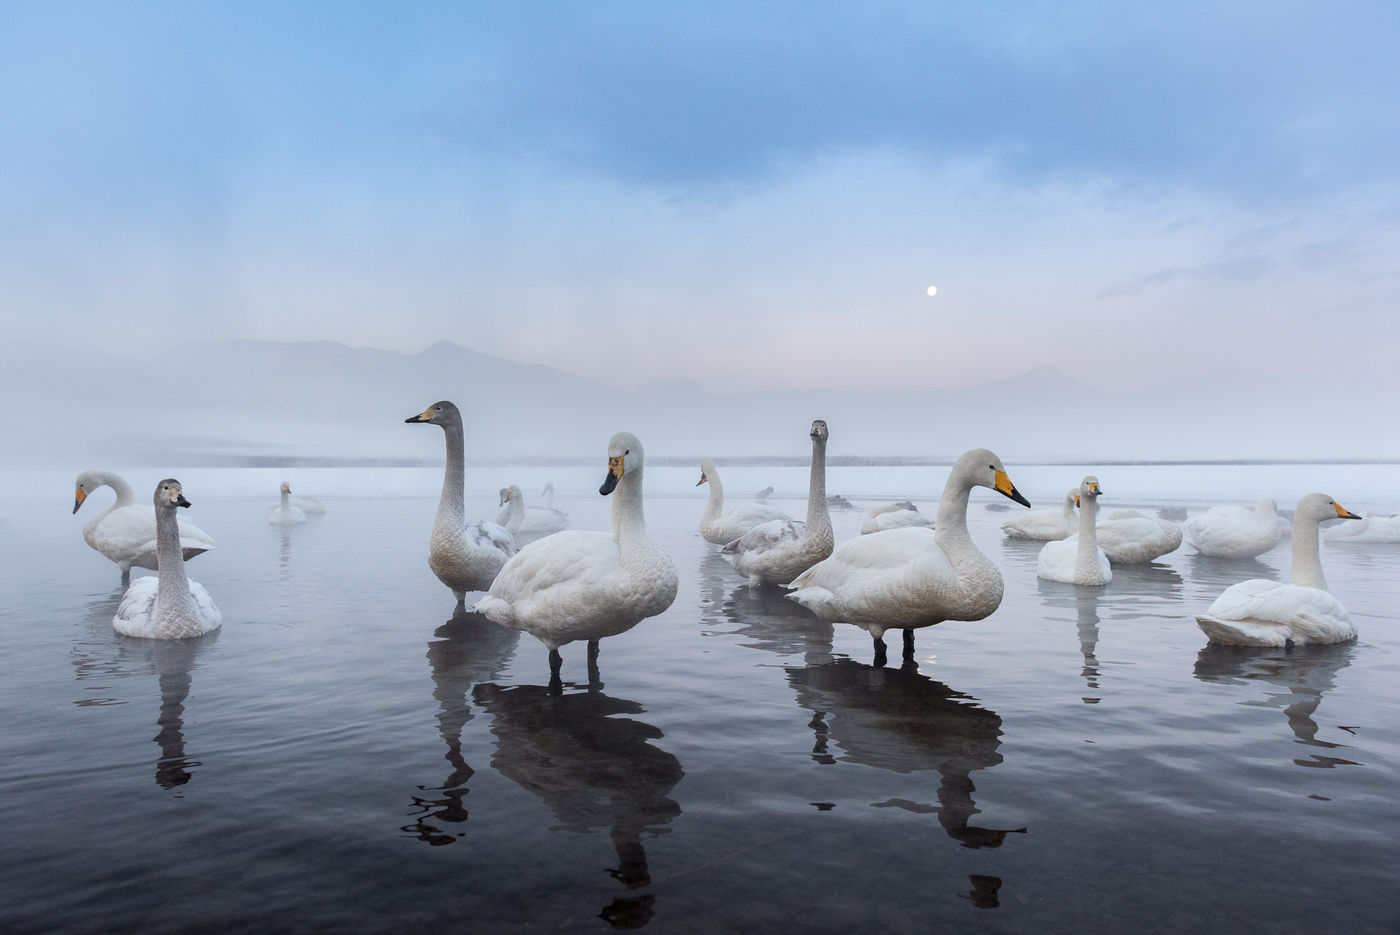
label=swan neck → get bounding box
[1062,493,1076,524]
[281,487,291,508]
[1077,495,1100,567]
[701,467,724,524]
[437,418,466,524]
[155,502,193,605]
[934,473,977,553]
[805,436,831,534]
[613,467,649,548]
[1291,512,1327,590]
[104,472,135,506]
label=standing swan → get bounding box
[1037,477,1112,585]
[268,482,308,525]
[1001,489,1076,541]
[721,420,834,586]
[113,479,222,639]
[405,401,516,610]
[74,470,216,584]
[788,448,1031,664]
[1196,493,1361,646]
[697,457,793,544]
[476,432,678,680]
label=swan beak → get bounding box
[1073,494,1080,508]
[600,455,624,496]
[176,494,192,509]
[73,487,87,514]
[1335,502,1362,520]
[696,473,708,487]
[994,470,1032,508]
[1089,482,1102,496]
[404,407,434,424]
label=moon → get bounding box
[926,285,938,297]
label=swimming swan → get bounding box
[787,448,1031,663]
[496,484,569,538]
[113,479,222,639]
[721,420,834,586]
[697,457,793,544]
[1001,489,1076,541]
[861,503,934,535]
[475,432,678,678]
[1196,493,1361,646]
[74,470,215,584]
[1325,511,1400,544]
[1095,510,1182,565]
[1037,477,1111,586]
[406,401,517,609]
[1182,498,1284,559]
[268,482,308,525]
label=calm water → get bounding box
[4,462,1400,933]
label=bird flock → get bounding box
[73,404,1387,675]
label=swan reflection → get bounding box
[785,658,1023,847]
[698,550,832,665]
[472,681,683,892]
[1193,643,1359,766]
[404,610,521,846]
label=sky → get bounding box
[3,0,1398,395]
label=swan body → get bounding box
[722,421,834,586]
[1002,489,1076,541]
[697,457,792,544]
[1096,511,1182,565]
[1182,498,1284,558]
[1196,493,1361,646]
[861,503,934,535]
[788,448,1031,660]
[113,479,222,639]
[496,484,569,537]
[406,401,517,608]
[268,482,308,525]
[476,433,678,668]
[1325,512,1400,544]
[74,470,215,583]
[1038,477,1111,585]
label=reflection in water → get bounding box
[404,610,521,846]
[472,680,683,909]
[697,550,833,665]
[149,637,209,789]
[785,658,1023,848]
[1037,580,1103,700]
[1193,643,1359,767]
[278,526,293,579]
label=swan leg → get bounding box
[902,629,915,660]
[587,640,602,691]
[452,590,467,613]
[873,634,888,668]
[120,565,131,587]
[548,647,564,696]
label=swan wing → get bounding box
[1196,580,1354,646]
[789,527,958,624]
[1001,508,1070,541]
[476,531,624,632]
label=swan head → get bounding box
[155,478,191,511]
[280,481,292,494]
[404,400,461,428]
[1078,476,1102,504]
[958,448,1031,507]
[1297,492,1360,525]
[72,472,96,514]
[600,432,644,496]
[810,420,829,443]
[500,484,522,506]
[696,457,716,487]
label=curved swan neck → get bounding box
[934,472,979,557]
[700,462,724,524]
[1291,512,1328,590]
[613,466,649,548]
[103,472,135,507]
[437,416,466,525]
[1062,492,1077,524]
[805,435,831,534]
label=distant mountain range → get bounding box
[4,339,1389,466]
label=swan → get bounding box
[475,432,678,678]
[539,481,564,513]
[113,479,222,639]
[268,482,308,525]
[721,420,834,586]
[697,457,793,544]
[1001,489,1076,541]
[1037,477,1111,585]
[496,484,570,538]
[1325,512,1400,544]
[861,502,934,535]
[1196,493,1361,646]
[405,400,517,609]
[1095,509,1182,565]
[73,470,215,584]
[285,483,326,515]
[787,448,1031,663]
[1182,498,1284,558]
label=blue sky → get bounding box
[4,1,1397,393]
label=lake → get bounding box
[3,460,1400,933]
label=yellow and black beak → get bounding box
[696,472,708,487]
[73,486,87,514]
[1335,501,1362,521]
[600,455,625,495]
[994,470,1031,508]
[405,406,435,424]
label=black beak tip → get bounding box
[600,472,620,496]
[1011,489,1032,508]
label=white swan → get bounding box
[285,483,326,515]
[1196,493,1361,646]
[476,432,678,678]
[73,470,215,584]
[788,448,1031,662]
[268,482,308,526]
[113,479,222,639]
[1001,489,1076,541]
[861,502,934,535]
[406,401,517,609]
[1037,477,1111,585]
[1182,498,1284,558]
[1325,512,1400,544]
[1096,509,1182,565]
[539,481,564,513]
[496,484,569,538]
[721,420,834,586]
[697,457,793,544]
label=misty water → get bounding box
[4,461,1400,933]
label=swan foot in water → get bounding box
[548,647,564,696]
[873,634,888,667]
[587,640,603,691]
[120,566,131,587]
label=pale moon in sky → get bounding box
[926,285,938,297]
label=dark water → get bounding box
[4,465,1400,933]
